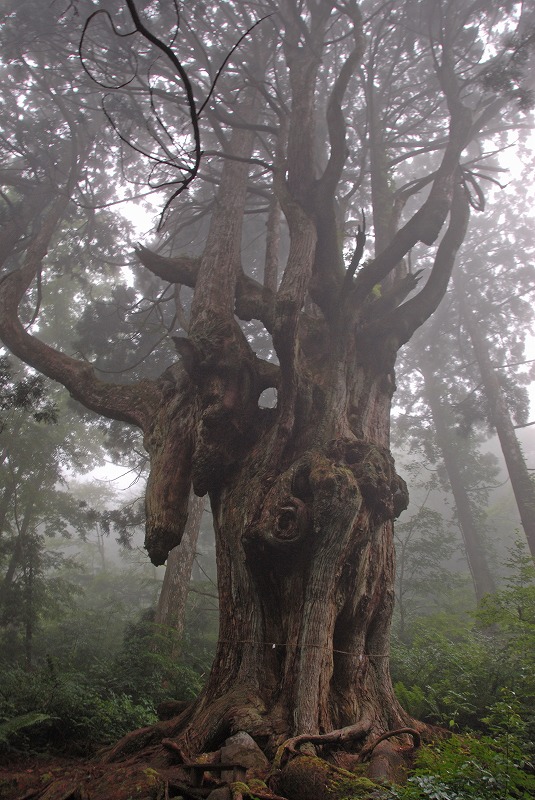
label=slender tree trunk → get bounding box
[0,505,34,617]
[0,481,16,537]
[24,557,34,671]
[95,523,106,571]
[421,358,496,600]
[155,491,204,655]
[461,300,535,560]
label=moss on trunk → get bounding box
[278,755,388,800]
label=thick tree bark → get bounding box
[153,356,413,757]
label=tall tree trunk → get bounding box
[460,299,535,560]
[0,2,500,779]
[155,491,204,655]
[0,504,34,618]
[24,556,34,671]
[421,356,496,601]
[0,481,16,537]
[416,311,497,599]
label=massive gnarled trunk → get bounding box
[165,343,411,754]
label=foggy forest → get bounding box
[0,1,535,799]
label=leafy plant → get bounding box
[387,730,535,800]
[0,712,53,749]
[109,614,203,706]
[391,622,496,730]
[0,661,156,754]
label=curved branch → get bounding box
[136,245,200,286]
[122,0,201,166]
[359,727,421,761]
[0,198,158,431]
[307,5,365,314]
[363,176,470,347]
[351,101,472,303]
[197,14,273,117]
[136,246,275,331]
[80,1,201,229]
[317,3,365,197]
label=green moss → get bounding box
[280,755,388,800]
[330,774,385,799]
[230,781,261,800]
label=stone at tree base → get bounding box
[278,755,389,800]
[207,787,232,800]
[220,731,270,778]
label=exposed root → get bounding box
[161,737,188,762]
[273,720,371,769]
[99,701,196,764]
[276,754,388,800]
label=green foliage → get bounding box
[476,540,535,650]
[391,622,495,730]
[0,661,156,754]
[392,541,535,738]
[0,521,211,754]
[33,561,161,671]
[109,614,203,706]
[394,502,462,639]
[0,356,58,429]
[393,683,428,721]
[0,712,52,747]
[387,725,535,799]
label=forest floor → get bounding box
[0,751,188,800]
[0,747,398,800]
[0,753,86,799]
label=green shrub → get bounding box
[108,615,203,706]
[393,683,428,720]
[0,713,53,748]
[387,692,535,800]
[392,546,535,738]
[388,733,535,800]
[0,661,156,754]
[391,626,496,730]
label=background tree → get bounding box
[395,311,500,602]
[154,491,205,648]
[393,470,462,641]
[0,364,106,668]
[395,162,535,596]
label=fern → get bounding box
[0,712,52,745]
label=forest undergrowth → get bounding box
[1,545,534,800]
